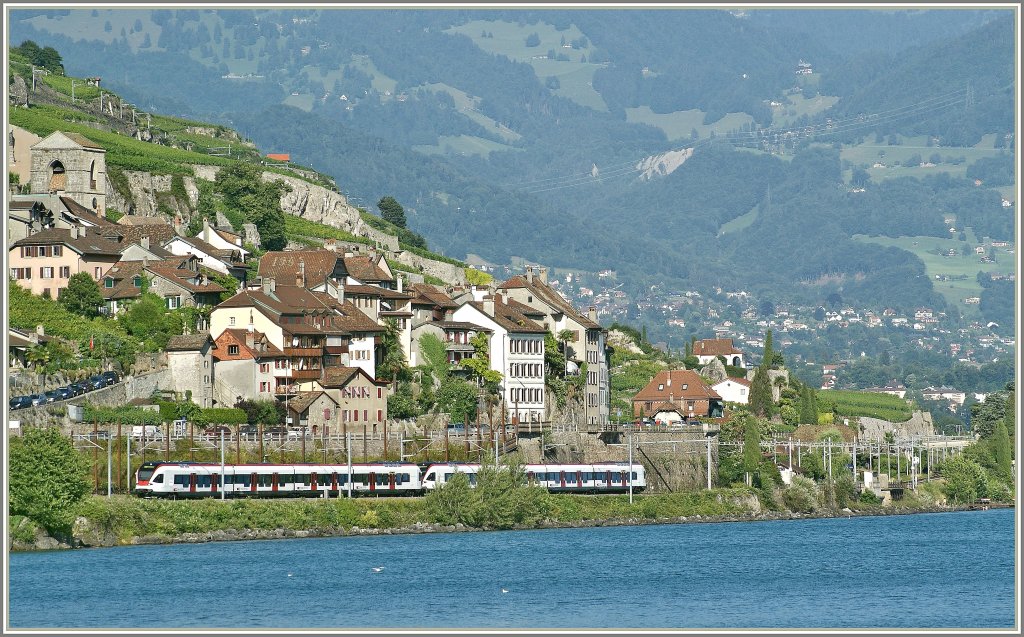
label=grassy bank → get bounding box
[13,487,764,549]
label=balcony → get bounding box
[284,347,323,356]
[290,369,322,380]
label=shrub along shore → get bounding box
[9,482,977,552]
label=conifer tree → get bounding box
[750,364,774,419]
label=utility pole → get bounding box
[706,434,713,490]
[346,432,353,498]
[107,438,112,498]
[220,429,226,501]
[628,426,634,505]
[71,79,75,104]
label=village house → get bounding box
[451,292,547,425]
[633,369,724,421]
[692,338,745,368]
[499,265,612,425]
[712,377,751,405]
[165,333,216,408]
[9,226,122,298]
[285,391,339,437]
[100,255,226,316]
[301,366,390,434]
[211,328,288,405]
[28,131,107,216]
[163,234,248,280]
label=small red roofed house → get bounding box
[266,153,290,162]
[632,369,723,420]
[712,377,752,405]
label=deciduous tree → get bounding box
[9,427,90,533]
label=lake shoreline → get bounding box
[11,501,998,552]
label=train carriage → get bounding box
[421,462,646,494]
[136,461,423,498]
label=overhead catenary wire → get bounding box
[507,87,975,195]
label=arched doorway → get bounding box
[48,160,66,192]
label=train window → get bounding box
[443,473,453,482]
[174,475,188,486]
[223,475,233,484]
[468,474,477,486]
[258,474,273,487]
[236,475,251,487]
[152,474,164,483]
[425,472,435,481]
[611,473,621,483]
[197,476,211,488]
[583,473,591,482]
[296,474,310,486]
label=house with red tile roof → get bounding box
[692,338,745,368]
[302,366,390,433]
[212,328,288,404]
[10,226,122,298]
[632,369,723,420]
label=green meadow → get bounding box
[852,233,1015,317]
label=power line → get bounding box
[507,88,971,195]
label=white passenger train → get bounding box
[134,460,647,498]
[421,462,647,493]
[135,461,423,498]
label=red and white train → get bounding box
[134,460,647,498]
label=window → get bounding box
[204,375,209,383]
[260,363,270,373]
[94,267,102,279]
[377,409,382,422]
[260,382,270,392]
[59,266,70,278]
[166,296,181,310]
[229,317,236,326]
[132,276,142,287]
[228,345,239,355]
[105,278,114,288]
[53,246,63,257]
[40,267,54,279]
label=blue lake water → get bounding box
[7,508,1016,630]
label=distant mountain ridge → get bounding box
[7,8,1015,346]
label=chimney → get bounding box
[344,251,354,258]
[337,284,345,305]
[297,259,305,288]
[245,330,255,349]
[202,218,211,242]
[261,276,275,296]
[444,308,454,321]
[539,266,548,284]
[526,265,533,284]
[35,325,45,337]
[141,236,150,250]
[396,276,403,293]
[142,256,148,268]
[483,296,495,317]
[324,238,336,252]
[589,306,597,322]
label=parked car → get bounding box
[87,374,107,390]
[9,396,33,410]
[44,389,65,403]
[70,381,91,395]
[239,424,259,439]
[55,386,75,400]
[100,370,120,385]
[28,393,49,407]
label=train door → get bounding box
[311,472,318,494]
[620,471,627,489]
[211,473,218,494]
[389,472,396,491]
[559,471,566,489]
[189,473,197,495]
[272,473,279,493]
[605,470,612,489]
[250,472,258,494]
[369,472,376,492]
[331,472,338,492]
[527,471,535,486]
[576,470,583,488]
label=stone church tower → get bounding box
[29,130,106,215]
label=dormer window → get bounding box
[104,278,114,288]
[682,384,688,390]
[132,276,142,287]
[228,345,239,355]
[658,384,664,391]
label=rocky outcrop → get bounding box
[859,411,935,441]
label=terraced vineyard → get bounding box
[817,390,914,423]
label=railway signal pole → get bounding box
[346,432,353,498]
